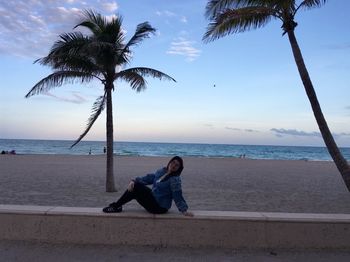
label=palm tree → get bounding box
[25,10,176,192]
[203,0,350,191]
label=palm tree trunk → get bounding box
[287,30,350,191]
[105,87,116,192]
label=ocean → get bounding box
[1,139,349,161]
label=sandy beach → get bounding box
[1,154,350,214]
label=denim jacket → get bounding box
[134,167,189,213]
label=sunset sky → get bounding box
[0,0,349,147]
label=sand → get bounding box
[1,154,350,214]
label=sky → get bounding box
[0,0,349,147]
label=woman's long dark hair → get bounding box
[161,156,184,182]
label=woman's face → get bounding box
[168,159,181,173]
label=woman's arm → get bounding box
[134,171,158,185]
[169,176,193,216]
[128,173,155,192]
[132,168,165,186]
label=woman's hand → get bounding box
[182,211,194,217]
[127,181,135,192]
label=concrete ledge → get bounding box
[1,205,350,249]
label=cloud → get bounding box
[345,106,350,116]
[225,127,259,133]
[204,124,214,129]
[180,16,188,23]
[324,42,350,50]
[225,127,241,131]
[166,37,201,62]
[43,7,82,28]
[0,1,85,58]
[271,128,350,139]
[156,10,176,17]
[44,91,87,104]
[101,1,118,12]
[271,128,321,138]
[0,1,118,58]
[105,14,119,22]
[156,10,187,23]
[337,132,350,137]
[245,129,258,133]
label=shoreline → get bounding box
[2,139,349,161]
[2,137,350,148]
[1,153,337,162]
[1,154,350,214]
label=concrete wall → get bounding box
[1,205,350,249]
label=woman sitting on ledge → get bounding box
[103,156,194,217]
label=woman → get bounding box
[103,156,194,217]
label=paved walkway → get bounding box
[1,240,350,262]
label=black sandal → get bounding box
[102,206,123,213]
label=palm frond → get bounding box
[126,22,156,48]
[205,0,268,18]
[82,40,118,58]
[74,20,99,34]
[71,92,107,148]
[203,7,274,42]
[115,22,156,65]
[297,0,327,11]
[36,32,89,66]
[55,32,88,53]
[74,9,108,35]
[125,67,176,82]
[25,71,94,98]
[38,52,101,74]
[36,31,114,74]
[206,0,238,18]
[101,15,124,43]
[115,71,147,92]
[75,11,128,67]
[116,67,176,92]
[278,0,297,16]
[114,47,132,66]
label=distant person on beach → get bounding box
[1,150,16,155]
[103,146,106,154]
[103,156,194,217]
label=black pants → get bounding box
[110,182,168,214]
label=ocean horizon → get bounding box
[1,138,349,161]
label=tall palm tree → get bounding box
[203,0,350,191]
[25,10,176,192]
